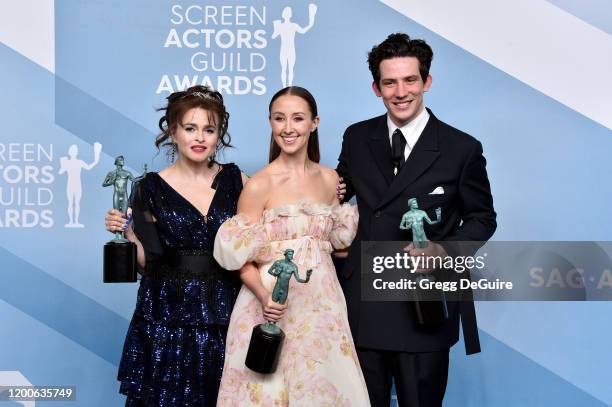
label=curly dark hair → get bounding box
[155,85,232,167]
[367,33,433,88]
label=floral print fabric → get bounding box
[213,201,369,406]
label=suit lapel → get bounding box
[366,115,394,186]
[377,110,440,209]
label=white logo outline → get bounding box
[58,142,102,228]
[272,4,318,87]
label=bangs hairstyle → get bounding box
[268,86,320,163]
[155,85,232,165]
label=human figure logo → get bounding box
[272,4,317,87]
[59,142,102,228]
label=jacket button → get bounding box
[374,211,381,218]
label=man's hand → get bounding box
[336,177,347,202]
[404,242,448,274]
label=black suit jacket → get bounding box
[336,109,496,354]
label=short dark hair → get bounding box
[268,86,320,164]
[367,33,433,87]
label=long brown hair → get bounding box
[268,86,320,163]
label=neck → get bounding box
[172,157,216,180]
[275,147,311,175]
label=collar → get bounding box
[387,108,430,150]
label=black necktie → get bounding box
[391,128,406,175]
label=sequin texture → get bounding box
[118,164,243,406]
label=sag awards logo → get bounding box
[59,142,102,228]
[157,3,318,95]
[274,4,317,87]
[0,142,101,229]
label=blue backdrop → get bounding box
[1,1,611,405]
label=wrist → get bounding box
[125,227,134,239]
[254,287,269,304]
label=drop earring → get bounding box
[211,143,221,162]
[171,143,177,162]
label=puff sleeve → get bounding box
[329,203,359,250]
[213,214,269,270]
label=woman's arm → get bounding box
[239,262,286,322]
[105,208,146,269]
[235,175,287,322]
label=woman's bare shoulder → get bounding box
[238,166,275,210]
[315,164,339,184]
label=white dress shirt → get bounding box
[387,108,430,162]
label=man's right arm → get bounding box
[336,128,355,203]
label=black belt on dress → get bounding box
[147,249,227,281]
[162,249,214,272]
[148,249,234,302]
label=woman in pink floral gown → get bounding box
[213,87,370,406]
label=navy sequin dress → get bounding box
[118,164,243,407]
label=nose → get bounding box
[396,82,409,99]
[283,120,293,134]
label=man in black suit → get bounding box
[336,33,496,406]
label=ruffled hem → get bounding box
[214,201,358,270]
[262,200,353,224]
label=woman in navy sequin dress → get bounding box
[104,86,246,406]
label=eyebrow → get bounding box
[271,111,307,116]
[382,75,419,81]
[181,122,215,127]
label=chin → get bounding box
[186,155,211,164]
[279,146,299,155]
[285,145,309,158]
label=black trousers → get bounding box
[357,347,450,407]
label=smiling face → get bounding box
[373,56,432,128]
[172,107,219,164]
[269,95,319,158]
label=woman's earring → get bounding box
[171,143,177,162]
[207,147,217,168]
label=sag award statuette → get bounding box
[400,197,448,324]
[102,155,138,283]
[245,249,312,374]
